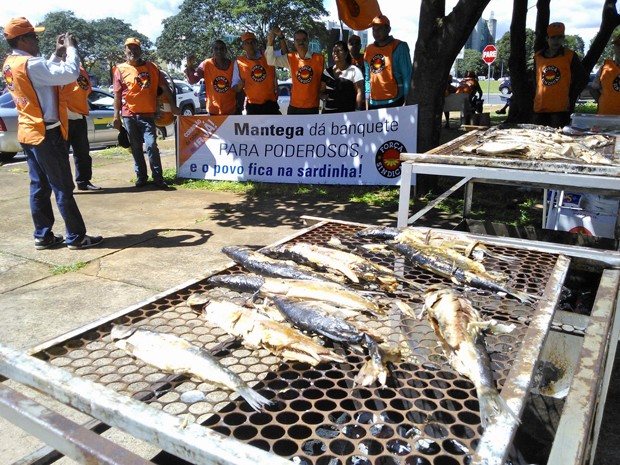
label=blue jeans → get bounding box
[67,116,92,186]
[123,116,163,182]
[22,127,87,244]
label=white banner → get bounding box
[176,106,418,185]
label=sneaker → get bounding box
[135,178,148,187]
[67,235,104,250]
[154,180,168,189]
[78,182,102,191]
[35,233,64,250]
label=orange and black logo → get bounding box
[542,65,561,86]
[296,65,314,84]
[136,71,151,88]
[250,64,267,83]
[77,74,90,90]
[213,76,230,93]
[375,140,404,179]
[370,54,386,74]
[3,65,14,91]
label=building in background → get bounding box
[466,11,496,52]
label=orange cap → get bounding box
[241,32,256,42]
[124,37,141,47]
[3,17,45,40]
[371,15,390,26]
[547,22,565,37]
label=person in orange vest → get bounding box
[62,61,102,191]
[185,40,237,115]
[533,22,587,128]
[364,14,412,110]
[112,37,179,189]
[590,35,620,115]
[266,28,326,114]
[2,17,103,250]
[231,32,280,115]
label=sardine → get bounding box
[222,245,333,282]
[208,274,382,315]
[271,296,389,386]
[390,242,536,304]
[263,242,404,292]
[422,286,519,428]
[202,299,345,365]
[110,325,270,411]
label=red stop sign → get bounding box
[482,45,497,64]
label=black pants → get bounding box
[66,116,92,186]
[246,100,281,115]
[287,105,319,115]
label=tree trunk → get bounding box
[582,0,620,73]
[505,0,532,123]
[408,0,490,154]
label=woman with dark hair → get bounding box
[322,40,365,113]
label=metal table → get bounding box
[397,131,620,239]
[1,217,619,465]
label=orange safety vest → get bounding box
[236,54,277,105]
[115,61,160,116]
[288,53,324,108]
[63,66,92,115]
[2,55,68,144]
[456,77,477,94]
[597,59,620,115]
[203,59,236,115]
[364,39,401,101]
[533,49,574,113]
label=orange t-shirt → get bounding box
[63,66,92,115]
[533,49,574,113]
[236,54,277,105]
[288,53,324,108]
[203,59,236,115]
[364,40,401,101]
[114,61,160,116]
[597,59,620,115]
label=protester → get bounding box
[266,28,326,114]
[364,14,412,110]
[113,37,178,188]
[231,32,280,115]
[62,59,102,191]
[348,34,365,77]
[590,35,620,115]
[322,41,364,113]
[533,22,588,128]
[456,70,483,113]
[2,17,103,250]
[443,74,457,128]
[185,40,237,115]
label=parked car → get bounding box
[278,80,292,115]
[172,79,200,115]
[197,80,206,112]
[0,87,172,161]
[499,77,512,95]
[578,73,597,101]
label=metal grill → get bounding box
[33,221,564,464]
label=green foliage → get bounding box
[51,262,87,275]
[156,0,328,65]
[496,29,536,72]
[457,49,485,77]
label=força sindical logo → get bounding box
[77,74,90,90]
[375,140,405,179]
[136,72,151,88]
[3,65,14,91]
[214,76,230,93]
[542,65,561,86]
[297,65,313,84]
[250,64,267,82]
[370,54,386,74]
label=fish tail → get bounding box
[237,386,272,412]
[477,386,520,429]
[354,334,389,387]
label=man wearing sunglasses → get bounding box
[2,17,103,250]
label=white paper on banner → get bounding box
[175,106,418,186]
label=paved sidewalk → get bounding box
[0,142,311,462]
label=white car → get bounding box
[172,79,200,116]
[278,80,292,115]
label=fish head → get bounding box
[110,324,137,341]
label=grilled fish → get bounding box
[390,241,536,304]
[208,274,382,315]
[222,245,334,282]
[271,296,389,386]
[110,325,270,411]
[203,299,345,365]
[422,286,519,428]
[263,242,402,292]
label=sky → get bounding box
[0,0,608,47]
